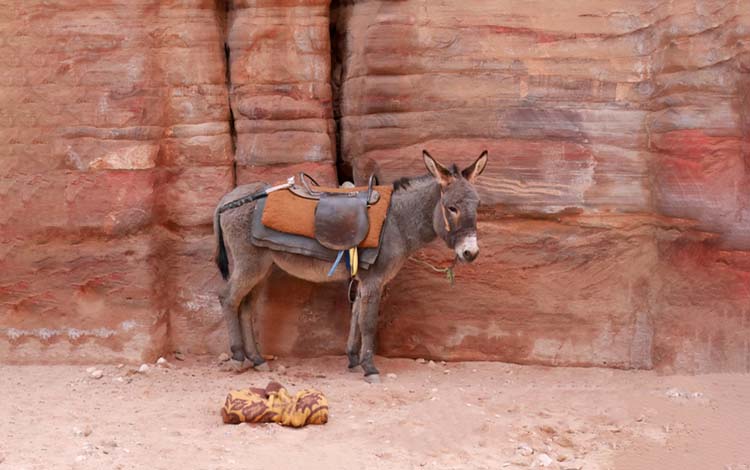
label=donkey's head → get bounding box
[423,150,488,263]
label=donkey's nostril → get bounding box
[463,249,477,261]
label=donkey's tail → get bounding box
[214,208,229,280]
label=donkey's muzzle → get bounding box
[455,234,479,263]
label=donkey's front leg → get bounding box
[357,284,383,382]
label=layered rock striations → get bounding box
[1,0,748,372]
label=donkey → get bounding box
[213,150,488,382]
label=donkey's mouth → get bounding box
[454,235,479,262]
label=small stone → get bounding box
[443,369,450,374]
[116,364,124,369]
[386,373,397,380]
[100,439,118,448]
[218,353,230,362]
[112,377,125,383]
[156,357,168,365]
[75,455,86,462]
[415,358,426,364]
[666,388,685,398]
[138,364,149,374]
[516,443,534,456]
[537,453,553,467]
[427,360,437,368]
[90,370,104,379]
[173,352,185,361]
[86,367,96,374]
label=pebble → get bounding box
[537,453,553,467]
[516,443,534,456]
[156,357,168,365]
[427,360,437,368]
[112,377,125,383]
[386,373,397,380]
[138,364,149,374]
[415,358,427,364]
[277,365,287,374]
[86,367,96,374]
[440,361,447,366]
[116,364,124,369]
[90,370,104,379]
[218,353,230,362]
[73,425,93,437]
[75,455,86,463]
[174,352,185,361]
[443,369,450,374]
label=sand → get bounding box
[1,356,748,470]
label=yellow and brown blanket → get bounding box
[221,381,328,428]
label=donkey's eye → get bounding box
[448,206,458,214]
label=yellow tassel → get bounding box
[349,247,358,277]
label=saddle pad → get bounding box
[261,184,393,249]
[251,197,382,269]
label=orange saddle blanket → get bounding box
[261,184,393,248]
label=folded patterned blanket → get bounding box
[221,381,329,428]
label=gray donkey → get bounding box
[213,150,488,382]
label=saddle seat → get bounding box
[260,174,393,251]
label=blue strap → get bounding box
[327,250,345,277]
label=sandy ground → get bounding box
[1,356,749,470]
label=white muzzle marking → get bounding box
[455,234,479,261]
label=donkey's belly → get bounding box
[271,252,351,283]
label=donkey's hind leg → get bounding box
[219,253,272,372]
[346,299,362,372]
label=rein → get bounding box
[408,255,457,286]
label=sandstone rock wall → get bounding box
[1,0,748,372]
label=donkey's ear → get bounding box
[461,150,488,183]
[423,150,453,187]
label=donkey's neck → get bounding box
[390,177,441,254]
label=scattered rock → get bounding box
[156,357,171,368]
[100,439,118,448]
[427,360,437,368]
[516,443,534,456]
[90,370,104,379]
[218,353,230,362]
[666,388,685,398]
[442,369,450,374]
[112,377,125,383]
[86,367,96,374]
[277,365,287,374]
[116,364,124,369]
[386,373,397,380]
[73,425,93,437]
[174,352,185,361]
[138,364,149,374]
[537,453,553,467]
[415,358,426,364]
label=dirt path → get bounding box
[1,356,748,470]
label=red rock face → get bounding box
[1,0,748,372]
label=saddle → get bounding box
[254,174,393,272]
[294,173,377,251]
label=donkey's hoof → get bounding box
[222,358,253,373]
[347,365,362,373]
[364,373,381,384]
[253,362,270,372]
